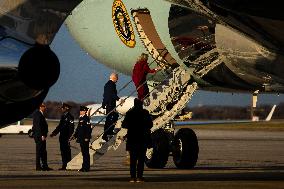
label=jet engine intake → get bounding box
[18,45,60,90]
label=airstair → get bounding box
[66,67,195,169]
[66,49,223,170]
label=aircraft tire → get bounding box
[145,129,169,168]
[28,129,34,138]
[173,128,199,169]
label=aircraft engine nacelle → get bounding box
[0,45,60,126]
[0,88,48,127]
[18,45,60,90]
[0,45,57,126]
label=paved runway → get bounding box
[0,125,284,189]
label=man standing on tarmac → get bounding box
[122,98,153,182]
[72,106,92,172]
[102,72,120,142]
[32,103,53,171]
[50,103,74,170]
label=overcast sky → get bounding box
[46,25,283,107]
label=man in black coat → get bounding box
[102,73,120,141]
[122,98,153,182]
[72,106,92,172]
[32,103,52,171]
[50,103,74,170]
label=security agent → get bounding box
[50,103,74,170]
[71,106,92,172]
[32,103,53,171]
[122,98,153,182]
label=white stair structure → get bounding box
[67,49,224,170]
[67,67,194,170]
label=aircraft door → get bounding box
[131,9,179,68]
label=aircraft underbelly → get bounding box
[168,4,284,93]
[212,24,284,92]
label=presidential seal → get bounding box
[112,0,136,48]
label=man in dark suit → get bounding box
[32,103,52,171]
[72,106,92,172]
[50,103,74,170]
[102,73,120,141]
[122,98,153,182]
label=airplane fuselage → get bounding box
[66,0,284,93]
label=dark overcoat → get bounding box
[74,115,92,143]
[122,106,153,151]
[51,111,74,141]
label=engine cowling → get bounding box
[0,89,48,127]
[0,45,59,126]
[18,45,60,90]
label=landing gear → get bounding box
[172,128,199,169]
[145,127,199,169]
[145,129,170,168]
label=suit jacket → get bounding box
[51,111,74,141]
[102,80,119,109]
[32,110,48,143]
[74,115,92,143]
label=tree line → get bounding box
[41,101,95,119]
[33,101,284,120]
[187,103,284,120]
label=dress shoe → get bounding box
[100,139,107,144]
[129,178,136,183]
[78,168,89,172]
[136,178,145,183]
[36,167,43,171]
[42,167,53,171]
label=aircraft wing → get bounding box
[0,0,82,45]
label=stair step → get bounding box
[67,66,202,170]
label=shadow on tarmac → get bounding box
[0,166,283,182]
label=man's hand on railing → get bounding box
[155,67,162,72]
[119,98,125,106]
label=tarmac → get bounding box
[0,123,283,189]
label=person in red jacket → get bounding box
[132,53,161,100]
